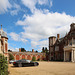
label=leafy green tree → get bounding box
[21,48,26,52]
[41,47,45,53]
[8,49,12,52]
[37,58,40,61]
[0,54,8,75]
[41,47,49,61]
[45,47,49,53]
[45,47,49,61]
[32,56,36,61]
[35,50,38,53]
[9,53,14,60]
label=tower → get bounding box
[70,23,75,31]
[49,36,56,60]
[0,24,8,61]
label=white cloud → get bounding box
[21,0,37,13]
[20,38,28,43]
[8,46,19,52]
[38,0,48,5]
[10,3,21,15]
[31,41,38,48]
[31,40,48,51]
[9,32,28,43]
[15,11,75,50]
[50,0,53,7]
[0,0,21,15]
[9,32,19,41]
[21,0,53,13]
[0,0,12,14]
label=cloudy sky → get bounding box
[0,0,75,52]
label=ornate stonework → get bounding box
[0,25,8,61]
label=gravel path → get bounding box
[8,61,75,75]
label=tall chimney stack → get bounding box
[32,49,34,52]
[19,48,21,52]
[57,34,60,40]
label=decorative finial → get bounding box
[1,24,3,30]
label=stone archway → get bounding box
[37,55,40,60]
[22,55,25,59]
[16,55,20,60]
[27,55,31,60]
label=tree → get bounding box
[41,47,45,53]
[9,53,14,60]
[21,48,26,52]
[35,50,38,53]
[32,56,36,61]
[8,49,12,52]
[45,47,48,53]
[0,54,8,75]
[41,47,49,61]
[44,47,49,61]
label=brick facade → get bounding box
[9,52,45,61]
[0,25,8,61]
[49,23,75,62]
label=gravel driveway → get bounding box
[8,61,75,75]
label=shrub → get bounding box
[9,53,14,60]
[37,58,40,61]
[32,56,36,61]
[0,54,8,75]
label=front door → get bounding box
[69,52,71,61]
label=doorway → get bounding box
[69,52,71,61]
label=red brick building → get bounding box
[9,49,45,61]
[49,23,75,62]
[0,25,8,61]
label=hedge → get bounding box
[0,54,8,75]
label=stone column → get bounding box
[74,50,75,62]
[71,50,74,62]
[64,51,66,61]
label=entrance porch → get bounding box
[64,45,75,62]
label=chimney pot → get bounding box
[57,34,60,40]
[32,49,34,52]
[19,48,21,52]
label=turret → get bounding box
[49,36,56,46]
[0,24,8,61]
[70,23,75,31]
